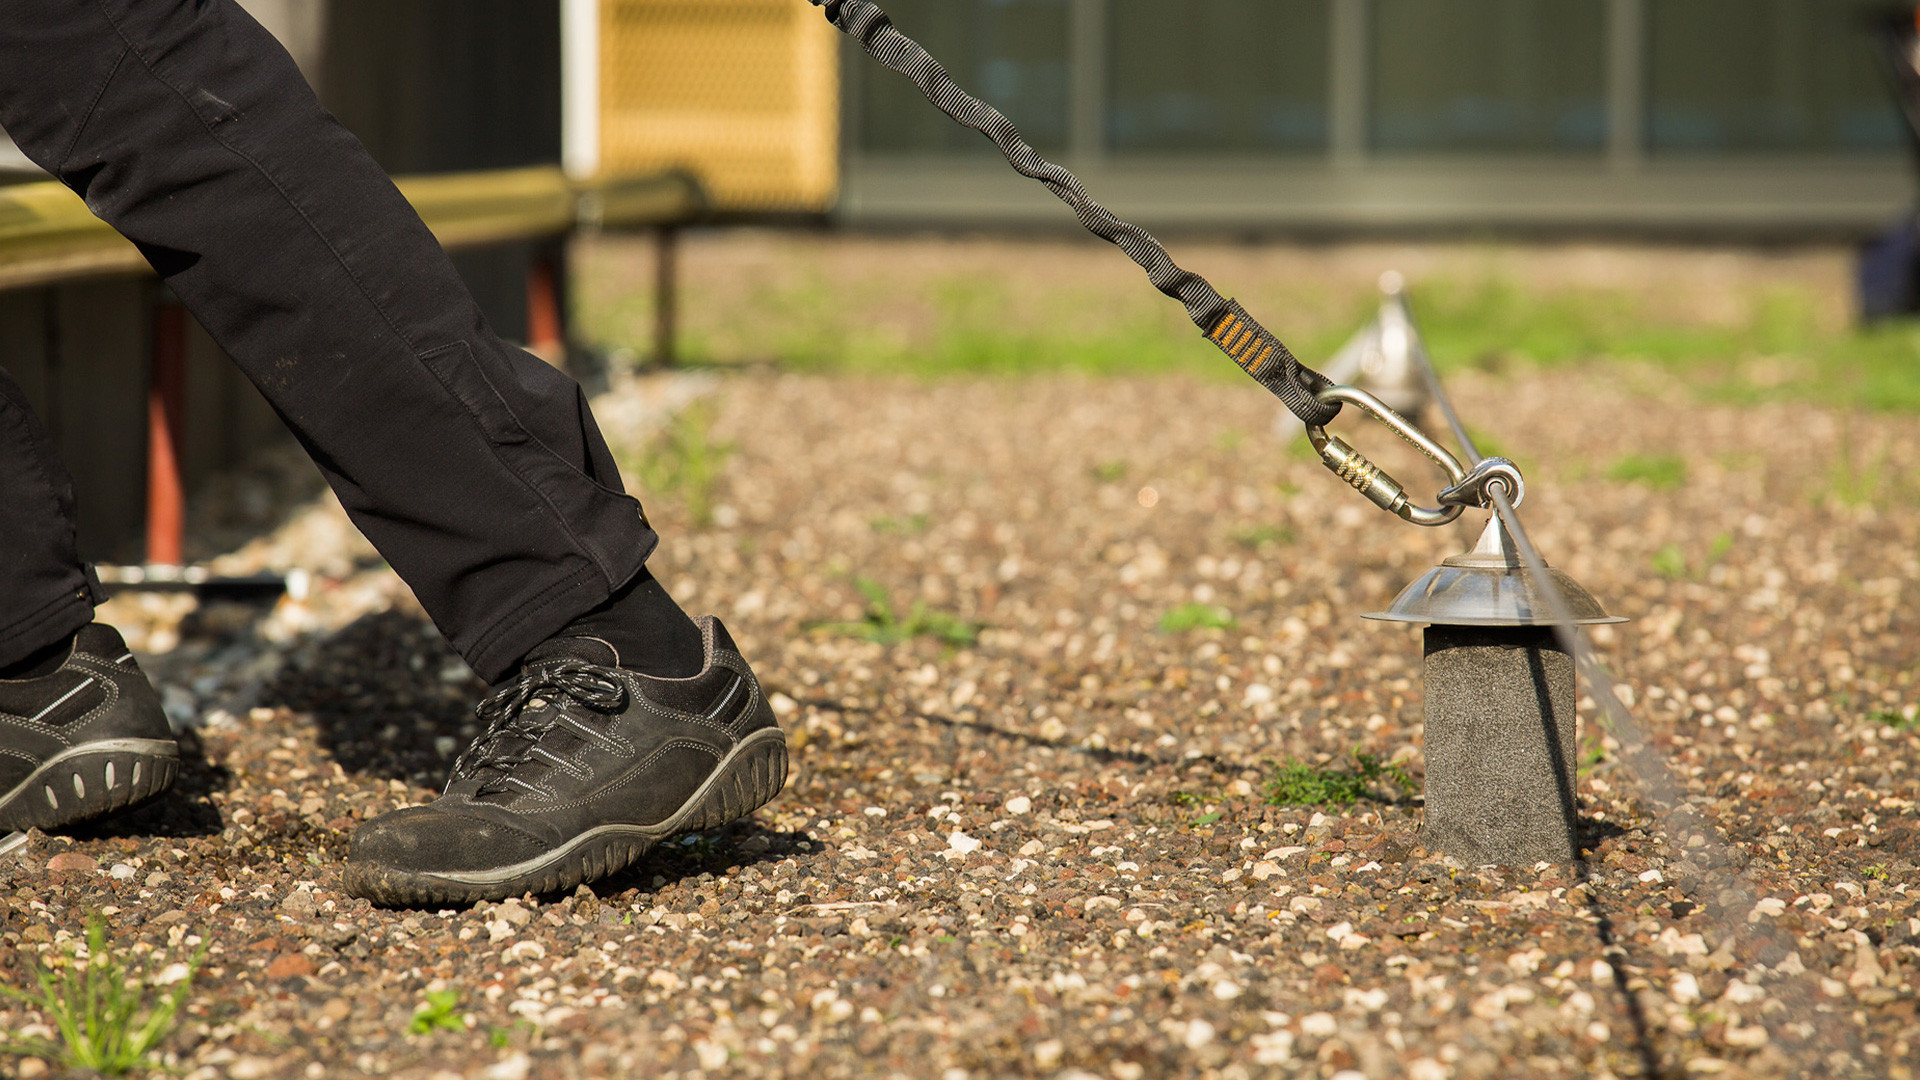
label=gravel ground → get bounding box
[2,364,1917,1080]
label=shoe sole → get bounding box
[0,739,181,832]
[345,727,790,907]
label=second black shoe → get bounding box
[343,616,788,906]
[0,624,180,831]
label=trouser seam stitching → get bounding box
[54,44,129,173]
[0,393,88,608]
[467,563,606,675]
[89,0,425,354]
[416,342,633,582]
[0,591,94,667]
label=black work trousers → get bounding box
[0,0,656,682]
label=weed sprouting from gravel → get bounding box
[0,920,204,1075]
[1652,532,1733,580]
[1870,704,1918,730]
[621,401,733,527]
[1651,544,1688,580]
[869,512,931,534]
[812,577,981,647]
[409,988,465,1036]
[1263,750,1416,807]
[1826,427,1896,509]
[1157,603,1236,633]
[1230,524,1294,549]
[1606,452,1688,490]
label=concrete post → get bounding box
[1366,515,1621,868]
[1419,625,1578,866]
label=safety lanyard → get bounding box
[807,0,1340,430]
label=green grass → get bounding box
[0,920,205,1075]
[1230,524,1295,549]
[578,242,1920,414]
[1650,544,1690,581]
[811,577,981,647]
[615,401,733,527]
[870,512,931,534]
[1653,532,1735,581]
[1606,453,1688,490]
[409,989,465,1036]
[1263,749,1417,807]
[1871,706,1918,730]
[1157,603,1236,633]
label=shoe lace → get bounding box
[451,660,629,794]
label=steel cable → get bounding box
[1402,297,1866,1073]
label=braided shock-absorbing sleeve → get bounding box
[811,0,1340,428]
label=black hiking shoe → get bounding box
[0,624,180,831]
[343,616,788,906]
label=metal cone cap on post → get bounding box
[1313,271,1431,424]
[1364,515,1624,627]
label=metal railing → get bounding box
[0,164,703,575]
[0,166,704,291]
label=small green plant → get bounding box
[1606,453,1688,491]
[812,577,981,647]
[1191,811,1224,826]
[1862,864,1890,882]
[1263,749,1416,807]
[1652,532,1734,581]
[1651,544,1689,580]
[0,920,205,1075]
[408,988,465,1036]
[622,402,734,527]
[1577,743,1608,776]
[1707,532,1735,565]
[1167,790,1207,807]
[1090,460,1130,483]
[1231,524,1295,549]
[870,512,931,534]
[1827,428,1890,509]
[1158,603,1236,633]
[1870,705,1917,730]
[487,1018,536,1048]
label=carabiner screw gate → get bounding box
[1303,385,1469,527]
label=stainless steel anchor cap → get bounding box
[1363,514,1626,627]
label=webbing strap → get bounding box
[810,0,1340,428]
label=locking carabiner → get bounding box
[1304,385,1468,527]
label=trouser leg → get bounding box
[0,0,655,682]
[0,366,104,669]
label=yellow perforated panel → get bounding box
[600,0,839,211]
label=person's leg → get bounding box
[0,0,691,682]
[0,367,180,829]
[0,366,103,671]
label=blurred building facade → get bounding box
[840,0,1910,234]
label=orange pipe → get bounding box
[146,301,187,567]
[526,252,564,360]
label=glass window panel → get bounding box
[1648,0,1902,154]
[856,0,1071,154]
[1106,0,1331,154]
[1371,0,1606,153]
